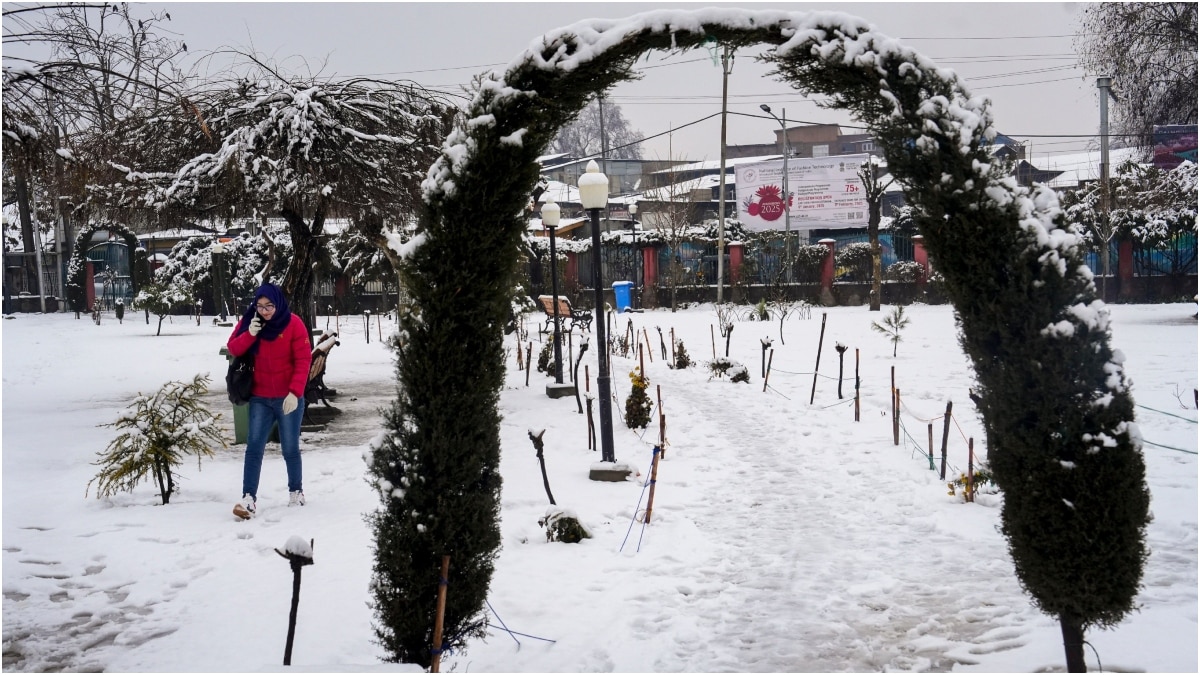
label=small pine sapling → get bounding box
[536,339,553,376]
[624,368,653,429]
[871,305,910,357]
[672,338,693,369]
[88,374,227,505]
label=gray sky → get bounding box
[68,2,1110,165]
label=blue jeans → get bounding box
[242,395,305,500]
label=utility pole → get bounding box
[598,95,608,175]
[1097,75,1114,300]
[717,45,733,304]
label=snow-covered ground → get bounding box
[2,302,1196,672]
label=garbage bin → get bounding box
[612,281,634,312]
[219,346,250,444]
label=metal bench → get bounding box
[536,295,592,334]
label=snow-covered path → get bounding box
[2,303,1195,672]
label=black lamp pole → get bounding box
[580,161,616,463]
[547,223,563,383]
[628,204,639,310]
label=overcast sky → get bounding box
[33,2,1108,165]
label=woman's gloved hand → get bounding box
[249,316,264,336]
[283,392,298,415]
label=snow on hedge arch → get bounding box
[373,9,1146,664]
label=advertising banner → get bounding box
[1152,125,1197,170]
[736,154,870,232]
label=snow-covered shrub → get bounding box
[835,242,873,281]
[539,507,591,543]
[708,357,750,383]
[88,374,226,505]
[887,260,924,283]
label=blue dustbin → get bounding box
[612,281,634,312]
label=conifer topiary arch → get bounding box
[370,10,1147,670]
[65,222,149,313]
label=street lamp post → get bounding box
[211,241,227,322]
[628,202,638,310]
[579,160,616,464]
[542,198,564,385]
[760,104,793,281]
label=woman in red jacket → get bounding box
[227,283,312,519]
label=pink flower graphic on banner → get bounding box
[744,184,791,221]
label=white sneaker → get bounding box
[233,493,256,519]
[288,490,306,507]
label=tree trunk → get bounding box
[281,206,323,333]
[1059,613,1087,673]
[14,169,38,285]
[868,201,882,312]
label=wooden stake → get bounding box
[939,401,953,480]
[516,338,525,371]
[585,366,594,450]
[431,555,450,674]
[967,437,975,502]
[927,423,935,471]
[644,446,663,524]
[854,348,861,422]
[891,367,897,443]
[525,342,532,387]
[670,327,676,362]
[763,348,775,393]
[659,412,667,459]
[639,342,645,377]
[894,388,901,446]
[710,324,717,359]
[378,313,383,342]
[809,312,827,405]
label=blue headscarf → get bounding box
[234,283,293,343]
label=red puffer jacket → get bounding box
[227,314,313,399]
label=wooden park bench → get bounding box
[537,295,593,334]
[304,331,340,410]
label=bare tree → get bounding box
[642,157,702,311]
[857,156,894,311]
[129,59,454,330]
[3,2,188,284]
[549,98,643,159]
[1075,3,1198,144]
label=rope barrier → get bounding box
[817,397,854,410]
[765,366,839,380]
[486,600,557,646]
[1136,403,1198,424]
[619,446,658,553]
[764,384,792,400]
[1142,438,1198,455]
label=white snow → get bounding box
[1,302,1195,672]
